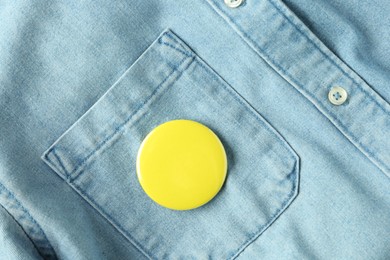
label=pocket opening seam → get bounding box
[158,31,193,58]
[66,55,196,182]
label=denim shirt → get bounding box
[0,0,389,259]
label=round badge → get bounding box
[136,120,227,210]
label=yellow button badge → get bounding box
[136,120,227,210]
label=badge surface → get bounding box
[136,120,227,210]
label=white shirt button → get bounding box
[328,86,348,105]
[224,0,244,8]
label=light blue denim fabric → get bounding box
[0,0,389,259]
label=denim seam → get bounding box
[280,70,390,173]
[42,30,194,182]
[42,152,63,178]
[70,181,156,259]
[68,56,195,182]
[125,55,297,176]
[229,159,299,259]
[158,32,193,58]
[0,181,57,259]
[194,58,297,164]
[163,31,192,53]
[206,0,390,174]
[158,40,193,58]
[208,0,389,113]
[51,148,70,180]
[267,0,389,113]
[127,55,296,168]
[0,203,46,256]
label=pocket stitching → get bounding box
[60,55,195,182]
[71,180,155,259]
[193,58,298,164]
[70,52,300,260]
[158,31,193,58]
[228,160,299,259]
[69,159,299,260]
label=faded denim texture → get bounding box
[0,0,389,259]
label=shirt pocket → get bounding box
[41,29,299,259]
